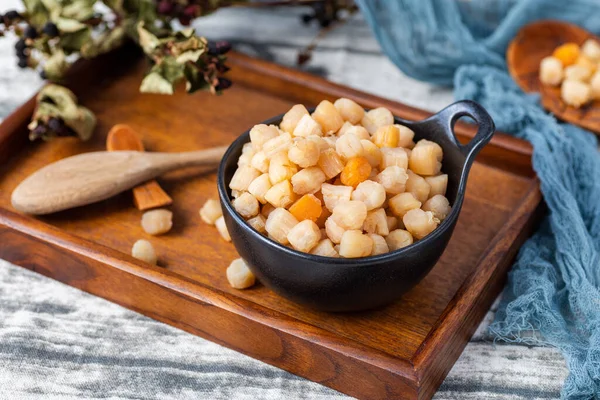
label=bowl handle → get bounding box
[432,100,495,160]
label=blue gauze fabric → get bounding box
[356,0,600,398]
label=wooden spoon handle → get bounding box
[11,146,227,215]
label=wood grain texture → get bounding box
[106,124,173,211]
[507,19,600,136]
[0,47,543,400]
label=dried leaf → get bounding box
[80,26,126,58]
[61,0,96,20]
[137,22,159,54]
[140,72,173,94]
[43,49,68,80]
[59,27,91,53]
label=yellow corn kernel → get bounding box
[403,209,439,239]
[238,142,256,166]
[582,39,600,61]
[246,214,267,233]
[422,194,451,221]
[287,220,321,252]
[565,64,593,81]
[425,174,448,198]
[264,180,296,208]
[561,79,591,107]
[386,215,398,232]
[132,239,158,265]
[344,125,370,140]
[291,167,327,195]
[385,229,413,251]
[553,42,580,66]
[325,216,346,244]
[215,216,231,242]
[332,200,367,230]
[288,139,320,168]
[261,203,275,218]
[247,174,272,204]
[379,147,408,170]
[334,98,365,124]
[388,192,421,218]
[372,125,400,148]
[361,107,394,134]
[352,180,386,210]
[265,208,299,245]
[337,121,354,136]
[310,238,339,257]
[375,166,408,194]
[226,258,256,289]
[340,156,371,188]
[360,139,382,168]
[233,192,260,218]
[363,208,389,236]
[321,183,353,212]
[339,230,373,258]
[317,148,345,179]
[289,194,322,222]
[229,165,261,192]
[250,151,270,173]
[306,135,330,152]
[250,124,279,151]
[262,131,293,158]
[406,170,431,202]
[396,124,415,148]
[312,100,344,134]
[368,233,389,255]
[199,198,222,225]
[280,104,309,134]
[409,141,442,176]
[268,152,298,184]
[293,114,323,137]
[336,132,364,160]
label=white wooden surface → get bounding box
[0,4,567,399]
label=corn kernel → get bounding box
[379,147,408,170]
[553,42,580,66]
[215,216,231,242]
[368,234,389,255]
[337,121,353,136]
[425,174,448,197]
[422,194,451,221]
[132,239,158,265]
[334,98,365,124]
[248,173,272,204]
[250,124,279,151]
[306,135,330,152]
[375,166,408,194]
[263,132,293,157]
[409,140,442,176]
[388,192,421,218]
[339,230,373,258]
[336,132,364,160]
[582,39,600,61]
[318,148,345,179]
[269,152,298,184]
[247,214,266,233]
[230,165,261,192]
[293,114,323,137]
[288,139,320,168]
[352,180,386,210]
[280,104,309,134]
[312,100,344,134]
[231,189,243,199]
[396,124,415,148]
[310,238,339,257]
[250,151,270,173]
[322,136,337,148]
[564,64,592,81]
[227,258,256,289]
[264,180,296,208]
[403,209,439,239]
[200,199,222,225]
[561,79,591,107]
[289,194,322,222]
[287,220,321,252]
[363,208,389,236]
[238,143,256,166]
[343,125,370,140]
[332,200,367,230]
[233,192,260,218]
[321,183,353,212]
[291,167,327,195]
[539,56,564,86]
[406,170,431,202]
[386,215,398,232]
[340,156,371,188]
[361,139,382,168]
[361,107,394,134]
[372,125,399,148]
[386,229,413,251]
[261,203,275,218]
[265,208,299,245]
[325,216,345,244]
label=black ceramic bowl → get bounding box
[218,100,495,312]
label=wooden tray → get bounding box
[0,46,542,400]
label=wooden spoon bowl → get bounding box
[507,20,600,135]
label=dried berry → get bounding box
[42,22,59,37]
[4,10,20,21]
[216,77,232,91]
[24,25,37,39]
[17,58,28,68]
[14,39,26,52]
[157,0,174,14]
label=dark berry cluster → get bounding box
[30,117,76,141]
[301,1,352,28]
[156,0,218,26]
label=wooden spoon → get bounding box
[11,146,228,215]
[106,124,173,210]
[507,20,600,135]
